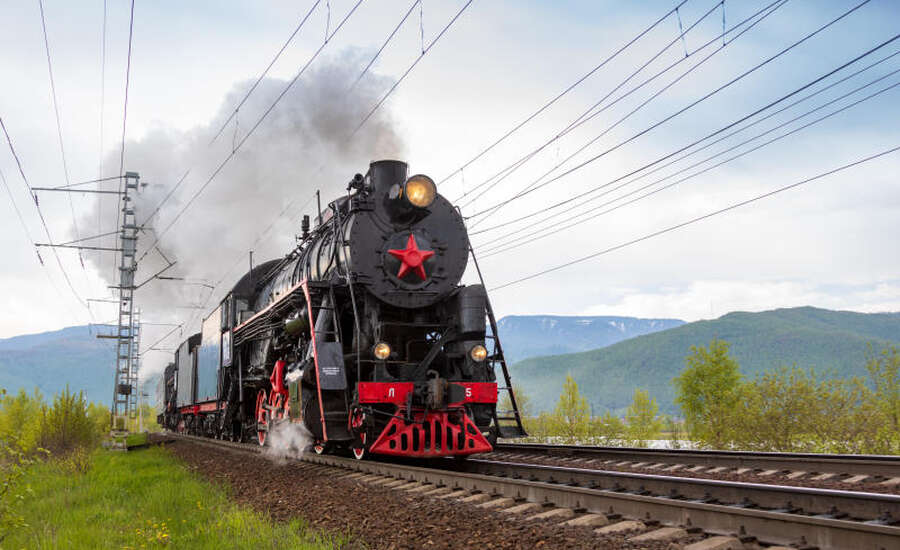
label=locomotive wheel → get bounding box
[256,390,269,446]
[313,440,331,455]
[350,409,369,460]
[351,432,368,460]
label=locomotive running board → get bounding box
[466,243,527,439]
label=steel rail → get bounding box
[167,433,900,549]
[494,442,900,478]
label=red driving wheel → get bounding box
[255,389,269,446]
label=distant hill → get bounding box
[497,315,685,362]
[0,326,117,404]
[511,307,900,415]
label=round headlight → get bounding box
[373,342,391,360]
[470,344,488,362]
[404,175,436,208]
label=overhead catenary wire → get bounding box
[474,47,900,248]
[209,0,323,145]
[491,144,900,291]
[351,0,475,136]
[1,116,89,311]
[138,0,365,264]
[0,165,43,265]
[38,0,86,271]
[469,31,900,239]
[349,0,420,91]
[455,0,784,211]
[456,0,787,210]
[437,0,691,187]
[466,2,882,222]
[480,75,900,258]
[1,163,82,322]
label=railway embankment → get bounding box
[3,445,343,549]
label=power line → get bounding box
[466,2,882,222]
[138,0,365,263]
[456,0,787,211]
[0,164,43,265]
[481,76,900,257]
[351,0,475,136]
[1,116,89,310]
[38,0,86,271]
[437,0,690,186]
[209,0,323,145]
[491,144,900,291]
[474,47,900,247]
[349,0,420,91]
[471,32,900,237]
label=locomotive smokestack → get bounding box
[369,160,408,195]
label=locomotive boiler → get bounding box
[159,160,526,458]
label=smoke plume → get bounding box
[83,51,406,378]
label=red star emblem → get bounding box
[388,234,435,281]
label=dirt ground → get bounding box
[166,439,696,550]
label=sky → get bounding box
[0,0,898,378]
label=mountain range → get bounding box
[510,306,900,414]
[495,315,684,362]
[0,325,117,405]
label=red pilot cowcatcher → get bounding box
[388,234,434,281]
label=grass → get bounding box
[4,446,349,550]
[125,432,149,448]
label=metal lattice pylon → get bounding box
[110,172,140,447]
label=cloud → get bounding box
[582,279,900,321]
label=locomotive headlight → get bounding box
[404,175,436,208]
[470,344,488,362]
[373,342,391,360]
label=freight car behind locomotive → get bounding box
[159,160,526,458]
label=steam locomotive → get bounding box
[157,160,526,458]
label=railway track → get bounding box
[165,433,900,549]
[493,442,900,481]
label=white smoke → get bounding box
[263,420,314,463]
[82,50,407,379]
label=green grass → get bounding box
[5,447,349,550]
[125,432,149,448]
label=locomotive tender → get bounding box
[157,160,526,458]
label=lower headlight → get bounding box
[373,342,391,360]
[470,344,488,362]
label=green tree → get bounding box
[552,374,590,442]
[866,346,900,452]
[673,339,742,448]
[624,389,662,447]
[500,384,533,419]
[0,388,44,453]
[38,386,99,455]
[590,412,625,444]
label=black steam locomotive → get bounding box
[157,160,526,458]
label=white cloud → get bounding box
[582,279,900,321]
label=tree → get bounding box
[553,374,591,442]
[673,339,742,449]
[590,412,624,444]
[865,346,900,453]
[500,384,533,419]
[624,389,662,447]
